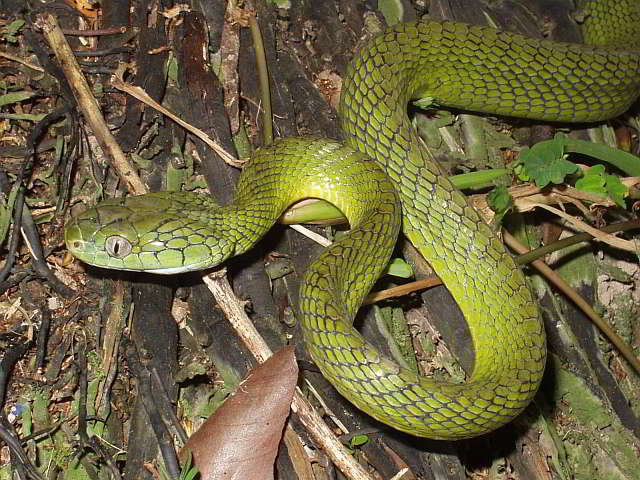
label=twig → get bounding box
[470,182,639,224]
[35,305,51,371]
[516,219,640,265]
[503,230,640,375]
[111,64,244,169]
[35,13,147,195]
[288,224,332,247]
[202,270,376,480]
[282,425,316,480]
[523,202,638,253]
[303,379,349,434]
[363,276,441,305]
[0,51,44,72]
[62,26,130,36]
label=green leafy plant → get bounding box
[158,450,200,480]
[349,434,370,448]
[179,451,200,480]
[384,257,413,278]
[515,139,578,188]
[340,433,370,454]
[1,19,25,43]
[575,164,629,208]
[514,133,635,208]
[487,184,514,226]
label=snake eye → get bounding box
[105,236,133,259]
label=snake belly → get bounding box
[64,1,640,439]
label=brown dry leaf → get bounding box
[181,346,298,480]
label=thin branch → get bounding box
[516,219,640,265]
[35,13,147,195]
[523,202,638,253]
[202,270,376,480]
[0,51,44,72]
[503,230,640,375]
[111,64,244,169]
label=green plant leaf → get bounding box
[516,137,579,188]
[412,96,436,109]
[574,173,606,195]
[451,168,509,189]
[487,184,513,226]
[179,450,200,480]
[555,132,640,176]
[384,257,413,278]
[0,184,19,246]
[7,19,25,35]
[378,0,404,25]
[605,175,629,208]
[349,434,370,447]
[575,165,628,208]
[0,91,35,108]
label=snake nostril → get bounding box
[105,235,133,259]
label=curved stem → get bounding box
[516,219,640,265]
[503,230,640,375]
[249,14,273,145]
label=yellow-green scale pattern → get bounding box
[64,0,640,440]
[322,10,640,438]
[578,0,640,48]
[64,138,401,278]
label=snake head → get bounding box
[64,192,234,274]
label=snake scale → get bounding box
[65,1,640,439]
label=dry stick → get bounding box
[523,202,638,253]
[0,51,45,72]
[202,271,376,480]
[516,219,640,266]
[364,276,441,305]
[282,425,316,480]
[111,64,244,169]
[36,13,147,195]
[62,26,130,36]
[503,230,640,375]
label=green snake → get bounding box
[65,1,640,439]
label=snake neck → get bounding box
[225,137,403,260]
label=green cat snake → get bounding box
[65,1,640,439]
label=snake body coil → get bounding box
[65,1,640,439]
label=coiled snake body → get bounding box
[65,1,640,439]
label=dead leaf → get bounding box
[181,346,298,480]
